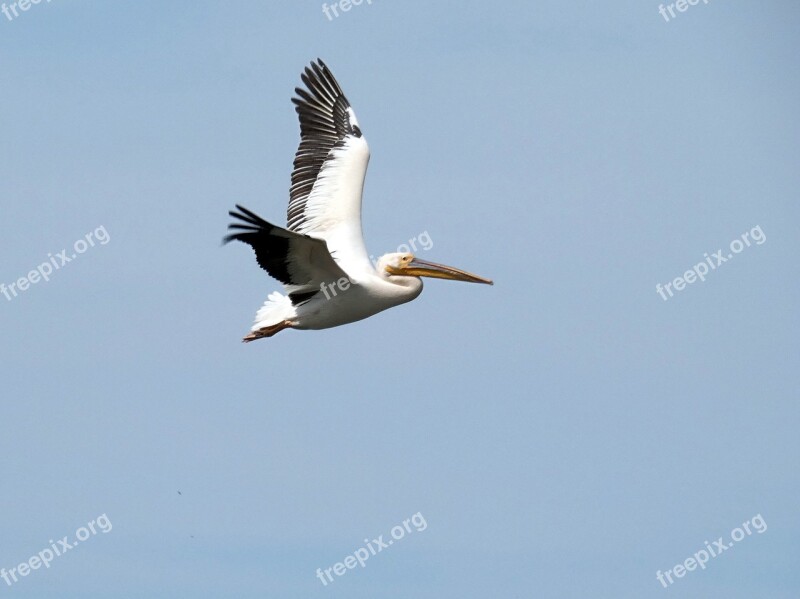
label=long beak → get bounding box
[397,258,493,285]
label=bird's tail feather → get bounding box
[252,291,296,331]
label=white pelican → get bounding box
[225,59,492,342]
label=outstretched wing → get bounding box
[287,59,373,277]
[224,204,348,299]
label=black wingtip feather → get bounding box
[224,204,270,245]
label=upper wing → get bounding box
[224,204,349,297]
[287,59,374,277]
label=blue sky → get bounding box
[0,1,798,597]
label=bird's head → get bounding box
[378,252,493,285]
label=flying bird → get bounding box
[224,59,492,342]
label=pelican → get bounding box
[224,59,492,342]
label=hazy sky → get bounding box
[1,1,798,597]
